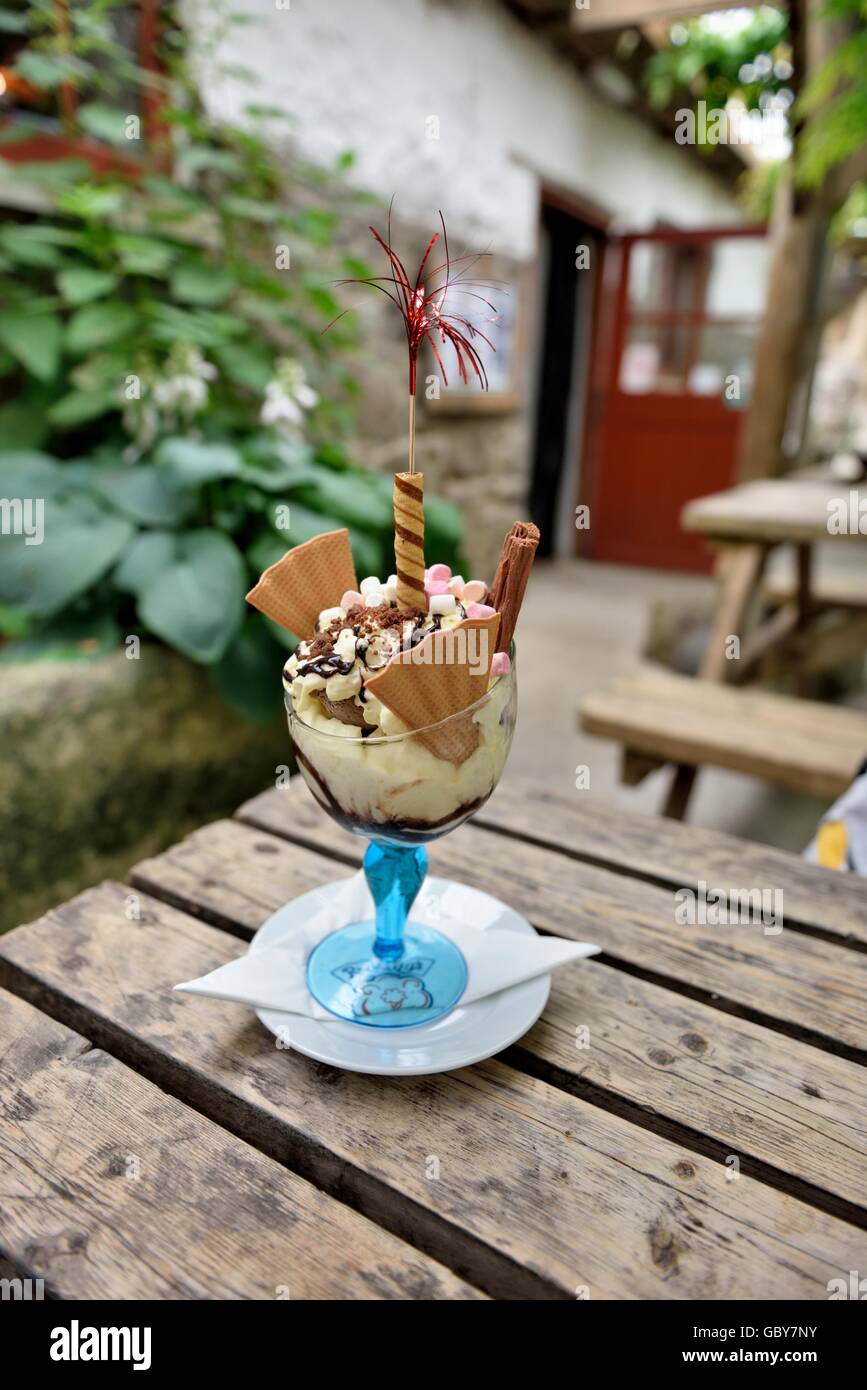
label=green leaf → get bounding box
[113,529,178,595]
[0,450,65,497]
[148,303,241,348]
[220,194,283,223]
[267,499,343,547]
[238,457,317,491]
[0,157,90,189]
[176,144,244,179]
[212,341,273,393]
[422,493,463,551]
[211,617,284,721]
[294,466,393,533]
[264,502,384,578]
[137,529,246,662]
[89,465,194,526]
[15,51,90,88]
[154,437,242,486]
[0,609,121,663]
[303,282,341,319]
[348,528,385,580]
[0,9,29,34]
[76,102,134,147]
[47,388,117,428]
[57,267,119,305]
[247,532,286,574]
[0,400,50,449]
[113,234,177,276]
[0,225,66,268]
[0,603,29,639]
[0,312,62,381]
[294,208,338,247]
[170,261,236,306]
[57,184,126,220]
[66,301,139,353]
[0,494,133,617]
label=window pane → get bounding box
[705,237,770,319]
[689,323,757,407]
[628,241,705,315]
[619,322,691,394]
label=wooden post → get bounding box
[737,0,857,482]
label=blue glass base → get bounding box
[306,920,468,1028]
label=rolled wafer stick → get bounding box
[393,470,426,612]
[488,521,540,653]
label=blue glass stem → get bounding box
[364,841,428,961]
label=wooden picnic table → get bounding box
[628,474,867,817]
[1,774,866,1300]
[682,475,867,686]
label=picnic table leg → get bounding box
[663,542,768,819]
[795,542,813,629]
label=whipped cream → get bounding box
[283,583,515,832]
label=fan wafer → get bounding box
[245,528,357,637]
[365,613,500,764]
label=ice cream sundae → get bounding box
[242,210,540,1025]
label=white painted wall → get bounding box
[182,0,745,261]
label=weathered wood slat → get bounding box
[1,886,864,1300]
[145,798,867,1218]
[485,778,867,944]
[580,666,865,800]
[0,988,478,1300]
[471,777,867,947]
[683,478,867,545]
[518,963,867,1219]
[233,787,867,1058]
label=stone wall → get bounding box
[0,647,287,934]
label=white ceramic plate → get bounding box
[252,876,550,1076]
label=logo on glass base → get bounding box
[332,957,435,1018]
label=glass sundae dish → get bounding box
[283,583,517,1026]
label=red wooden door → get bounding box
[583,226,768,573]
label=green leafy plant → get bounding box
[0,2,464,718]
[644,6,792,119]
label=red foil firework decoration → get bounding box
[329,208,497,474]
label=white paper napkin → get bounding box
[174,871,600,1020]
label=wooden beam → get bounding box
[570,0,760,35]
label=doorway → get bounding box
[528,199,603,557]
[582,226,769,572]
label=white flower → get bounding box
[149,344,218,422]
[260,357,319,436]
[261,381,304,427]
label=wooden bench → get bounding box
[580,664,867,812]
[764,541,867,612]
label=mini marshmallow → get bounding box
[364,588,385,607]
[340,589,363,610]
[491,651,511,678]
[425,578,450,596]
[317,606,345,629]
[360,575,382,595]
[465,602,497,620]
[429,593,457,616]
[427,562,451,582]
[461,580,487,604]
[447,574,465,596]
